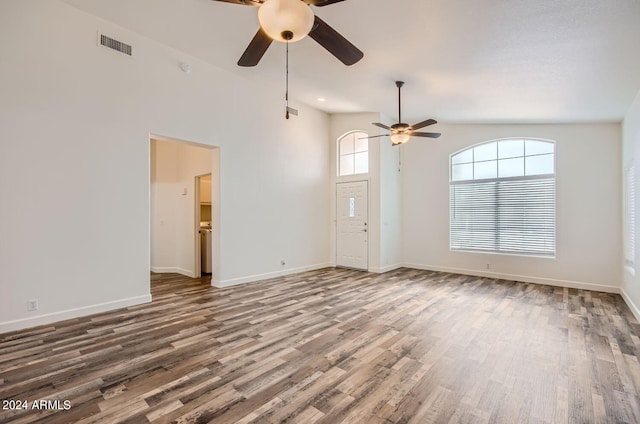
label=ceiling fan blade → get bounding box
[308,16,363,66]
[212,0,261,5]
[360,134,390,139]
[237,27,273,67]
[372,122,391,130]
[410,131,442,138]
[303,0,346,6]
[411,119,437,130]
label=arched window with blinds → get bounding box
[449,138,556,257]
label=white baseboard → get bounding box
[403,263,621,294]
[369,264,403,274]
[0,294,152,335]
[150,266,195,278]
[620,287,640,322]
[213,262,332,288]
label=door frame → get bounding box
[194,173,212,277]
[149,134,220,285]
[336,180,369,270]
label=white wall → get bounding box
[402,123,622,292]
[0,0,331,332]
[379,129,403,271]
[622,89,640,320]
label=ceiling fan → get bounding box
[213,0,363,67]
[371,81,441,146]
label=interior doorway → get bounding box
[149,136,220,285]
[336,181,368,270]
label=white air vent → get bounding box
[98,33,133,57]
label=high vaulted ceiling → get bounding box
[62,0,640,124]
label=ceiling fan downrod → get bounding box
[396,81,404,124]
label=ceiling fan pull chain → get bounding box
[285,40,289,119]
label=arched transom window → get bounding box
[338,131,368,176]
[449,138,556,257]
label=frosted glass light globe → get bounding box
[390,133,411,145]
[258,0,315,42]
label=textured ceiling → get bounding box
[62,0,640,124]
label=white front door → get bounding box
[336,181,368,270]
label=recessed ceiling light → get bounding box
[317,97,326,102]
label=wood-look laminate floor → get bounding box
[1,268,640,424]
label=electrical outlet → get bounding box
[281,259,286,266]
[485,263,491,270]
[27,299,38,311]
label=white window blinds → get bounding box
[450,176,556,256]
[450,139,556,257]
[625,164,636,270]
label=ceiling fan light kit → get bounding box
[258,0,314,42]
[390,132,411,146]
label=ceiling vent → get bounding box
[98,33,133,57]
